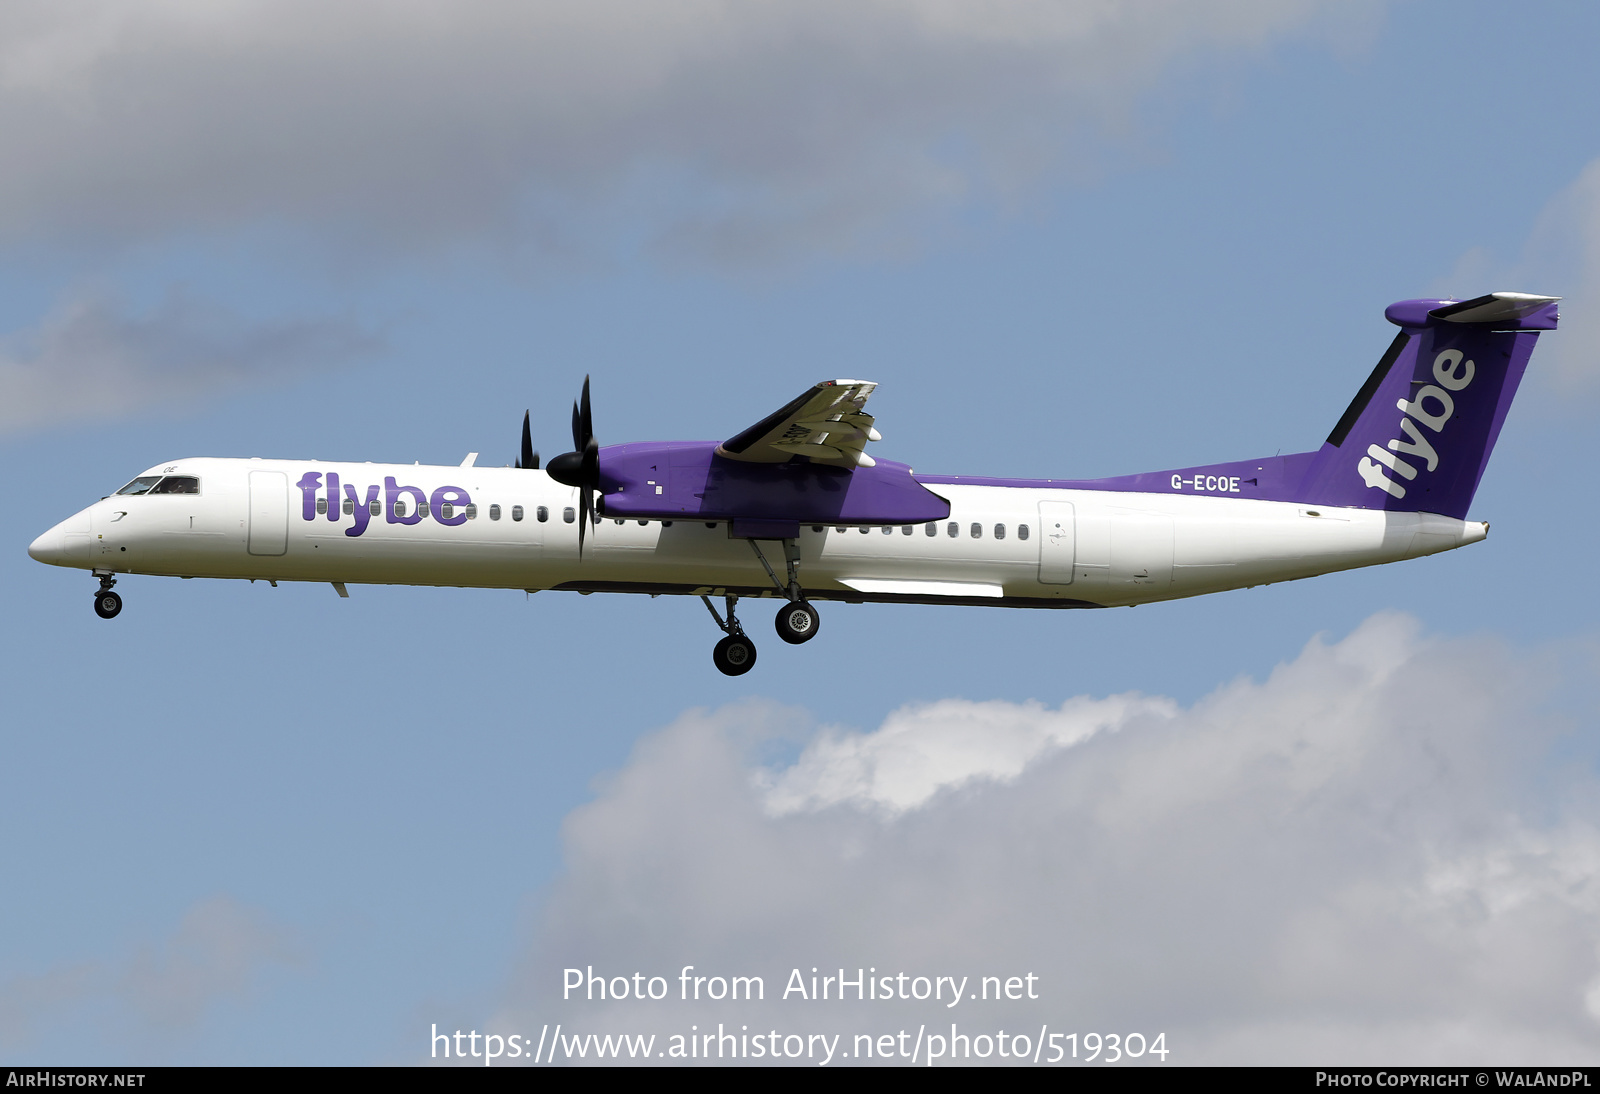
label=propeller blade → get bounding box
[577,486,589,558]
[520,411,537,470]
[579,375,592,447]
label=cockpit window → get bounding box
[149,476,199,495]
[115,476,163,496]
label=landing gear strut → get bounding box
[748,538,821,646]
[702,595,757,676]
[93,574,122,620]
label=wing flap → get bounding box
[717,380,879,469]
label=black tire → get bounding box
[93,590,123,619]
[774,600,820,645]
[712,635,757,676]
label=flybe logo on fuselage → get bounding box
[1355,349,1475,499]
[295,472,472,538]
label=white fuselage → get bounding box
[30,457,1487,609]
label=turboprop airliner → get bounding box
[29,292,1557,675]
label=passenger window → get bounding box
[835,526,847,532]
[994,523,1006,540]
[115,476,163,496]
[947,522,958,538]
[970,523,982,539]
[343,498,354,516]
[512,505,524,522]
[440,503,454,519]
[315,497,328,515]
[925,523,937,537]
[394,500,407,518]
[465,504,477,519]
[369,499,381,516]
[417,502,430,518]
[150,476,199,495]
[901,525,912,535]
[859,527,869,534]
[490,504,501,520]
[1018,524,1029,541]
[537,506,549,522]
[812,525,824,533]
[615,518,624,525]
[563,507,575,523]
[881,526,892,535]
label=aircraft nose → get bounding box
[27,528,60,563]
[29,510,92,566]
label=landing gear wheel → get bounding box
[712,635,757,676]
[93,590,123,619]
[775,600,820,645]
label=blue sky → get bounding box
[4,0,1600,1065]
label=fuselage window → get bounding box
[537,506,549,522]
[512,505,525,522]
[417,502,430,518]
[149,476,199,495]
[490,504,502,521]
[115,476,163,496]
[315,497,328,515]
[1017,524,1029,541]
[369,499,381,516]
[615,518,624,525]
[564,507,576,524]
[970,523,982,539]
[994,523,1005,540]
[440,503,454,519]
[901,525,912,535]
[465,504,477,519]
[836,526,847,532]
[343,498,354,516]
[859,527,869,534]
[925,523,937,537]
[947,522,958,538]
[394,500,408,518]
[881,526,892,535]
[812,525,824,533]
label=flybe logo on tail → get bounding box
[1356,349,1474,498]
[295,472,472,538]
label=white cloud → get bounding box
[1502,158,1600,393]
[0,292,381,435]
[489,613,1600,1065]
[0,895,300,1049]
[0,1,1377,261]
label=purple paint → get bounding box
[384,477,426,526]
[597,442,949,525]
[343,482,379,537]
[296,471,322,520]
[325,471,341,522]
[917,297,1555,520]
[430,485,472,527]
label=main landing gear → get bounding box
[92,574,122,619]
[702,595,757,676]
[700,538,823,677]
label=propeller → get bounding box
[545,376,601,557]
[514,411,539,469]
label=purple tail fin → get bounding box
[1295,293,1558,519]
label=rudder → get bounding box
[1296,292,1558,519]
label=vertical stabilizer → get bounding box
[1296,293,1557,519]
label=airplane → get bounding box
[28,292,1557,676]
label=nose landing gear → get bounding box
[92,574,122,619]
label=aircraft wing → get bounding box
[714,379,881,469]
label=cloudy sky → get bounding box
[3,0,1599,1066]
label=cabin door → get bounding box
[247,471,289,556]
[1037,501,1075,584]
